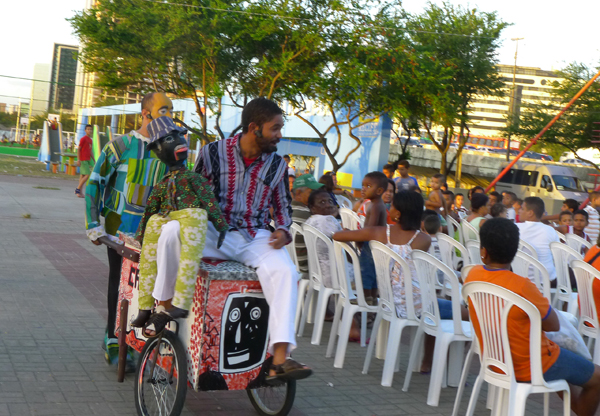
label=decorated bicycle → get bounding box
[112,114,306,416]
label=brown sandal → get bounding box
[265,358,312,384]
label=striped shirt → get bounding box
[585,205,600,245]
[194,135,292,242]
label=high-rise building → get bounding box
[30,63,51,117]
[467,65,562,137]
[48,44,79,112]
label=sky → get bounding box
[1,0,599,106]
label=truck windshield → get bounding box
[552,175,585,192]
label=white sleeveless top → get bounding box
[386,226,421,318]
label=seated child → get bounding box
[502,191,517,221]
[555,209,591,255]
[422,210,442,261]
[490,203,507,219]
[558,210,573,226]
[513,198,523,222]
[132,117,229,336]
[466,218,600,416]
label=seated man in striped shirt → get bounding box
[194,98,312,383]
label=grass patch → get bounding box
[0,154,76,180]
[33,186,60,190]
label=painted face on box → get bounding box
[220,293,269,373]
[150,93,174,120]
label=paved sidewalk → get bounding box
[0,174,566,416]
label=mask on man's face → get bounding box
[150,131,188,169]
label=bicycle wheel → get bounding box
[134,331,187,416]
[247,380,296,416]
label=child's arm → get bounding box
[333,226,386,243]
[192,174,229,232]
[553,225,568,235]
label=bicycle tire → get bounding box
[134,331,187,416]
[247,379,296,416]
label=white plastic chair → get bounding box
[460,264,478,284]
[339,207,361,231]
[518,239,538,260]
[566,233,592,254]
[403,250,472,407]
[572,259,600,364]
[556,230,566,242]
[297,224,340,345]
[436,233,471,273]
[363,241,421,387]
[327,241,375,367]
[336,194,353,209]
[550,241,581,315]
[447,215,464,246]
[511,251,552,302]
[458,282,570,416]
[462,219,480,243]
[289,223,311,332]
[466,240,482,266]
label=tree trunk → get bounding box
[456,154,463,188]
[440,151,447,175]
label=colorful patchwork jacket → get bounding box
[85,131,167,241]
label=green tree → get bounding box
[406,2,509,180]
[505,62,600,169]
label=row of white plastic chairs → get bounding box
[286,216,600,414]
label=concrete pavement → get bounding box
[0,174,565,415]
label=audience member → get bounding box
[425,173,448,219]
[543,198,579,223]
[422,210,442,264]
[288,174,296,192]
[467,186,485,201]
[514,198,523,222]
[490,203,507,218]
[292,174,324,275]
[465,193,489,239]
[394,160,420,192]
[517,197,560,284]
[556,209,591,255]
[502,191,517,221]
[558,211,573,227]
[488,191,501,206]
[467,218,600,416]
[585,192,600,244]
[454,193,468,219]
[319,174,341,208]
[383,179,396,224]
[382,163,395,179]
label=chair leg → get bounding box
[447,341,465,387]
[326,298,344,358]
[295,279,309,333]
[402,326,424,392]
[311,289,331,345]
[360,311,367,347]
[543,392,549,416]
[381,320,404,387]
[297,286,314,337]
[593,335,600,366]
[451,343,476,416]
[464,375,484,416]
[562,387,571,416]
[427,335,452,406]
[362,312,383,375]
[334,307,357,369]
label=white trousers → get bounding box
[154,220,181,302]
[154,221,298,352]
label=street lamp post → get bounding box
[506,37,525,161]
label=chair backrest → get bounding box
[571,259,600,337]
[462,281,548,389]
[556,231,566,242]
[461,264,478,284]
[462,219,480,243]
[436,233,471,270]
[370,240,419,320]
[550,241,582,302]
[447,215,464,246]
[518,239,538,260]
[511,251,551,303]
[287,222,302,271]
[336,194,353,209]
[302,223,339,290]
[339,207,361,231]
[411,250,468,336]
[566,233,592,254]
[466,240,483,265]
[332,241,362,304]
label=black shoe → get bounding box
[131,309,152,327]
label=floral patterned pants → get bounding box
[138,208,208,310]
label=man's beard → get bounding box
[257,137,278,153]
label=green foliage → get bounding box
[0,112,18,129]
[505,62,600,168]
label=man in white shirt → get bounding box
[585,191,600,245]
[517,197,560,283]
